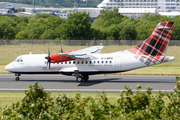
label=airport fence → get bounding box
[0,40,180,46]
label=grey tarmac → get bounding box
[0,74,177,93]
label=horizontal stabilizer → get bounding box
[157,26,171,30]
[162,56,175,63]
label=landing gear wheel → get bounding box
[15,73,21,81]
[83,75,89,81]
[76,76,83,82]
[15,77,20,81]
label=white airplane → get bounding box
[5,22,175,82]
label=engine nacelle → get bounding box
[50,50,77,63]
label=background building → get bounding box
[23,7,103,19]
[118,8,157,18]
[97,0,180,12]
[0,9,9,14]
[0,2,40,9]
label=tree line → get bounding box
[0,8,180,40]
[0,0,103,8]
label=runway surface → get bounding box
[0,74,177,93]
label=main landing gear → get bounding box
[73,70,89,82]
[15,73,21,81]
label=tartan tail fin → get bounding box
[128,22,175,66]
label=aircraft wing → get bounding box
[58,46,103,59]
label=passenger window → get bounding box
[90,61,92,64]
[69,61,71,64]
[97,61,99,64]
[94,61,96,64]
[82,61,84,64]
[86,61,88,64]
[73,61,75,64]
[110,61,112,64]
[61,62,63,64]
[106,61,108,64]
[57,63,59,64]
[102,61,104,64]
[77,61,79,64]
[65,62,67,64]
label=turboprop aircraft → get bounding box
[5,22,175,82]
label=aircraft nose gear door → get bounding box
[115,55,122,71]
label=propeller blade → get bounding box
[48,59,51,70]
[61,46,63,53]
[47,60,49,68]
[60,55,62,62]
[61,40,63,53]
[45,47,51,70]
[48,47,50,55]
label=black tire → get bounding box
[83,75,89,81]
[76,76,83,82]
[15,77,20,81]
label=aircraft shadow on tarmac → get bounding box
[18,78,120,84]
[18,77,176,87]
[78,79,176,86]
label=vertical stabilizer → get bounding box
[128,22,174,66]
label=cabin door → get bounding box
[115,55,122,71]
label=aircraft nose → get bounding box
[5,64,10,71]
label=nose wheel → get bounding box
[15,77,20,81]
[15,73,21,81]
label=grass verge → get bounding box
[0,92,119,108]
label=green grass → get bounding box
[0,92,119,108]
[0,92,172,109]
[0,45,180,75]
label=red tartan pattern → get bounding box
[128,22,174,66]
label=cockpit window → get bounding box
[14,57,23,62]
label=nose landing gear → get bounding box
[15,73,21,81]
[15,77,20,81]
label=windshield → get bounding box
[14,57,23,62]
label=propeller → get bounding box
[60,41,63,61]
[61,43,63,53]
[45,48,51,70]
